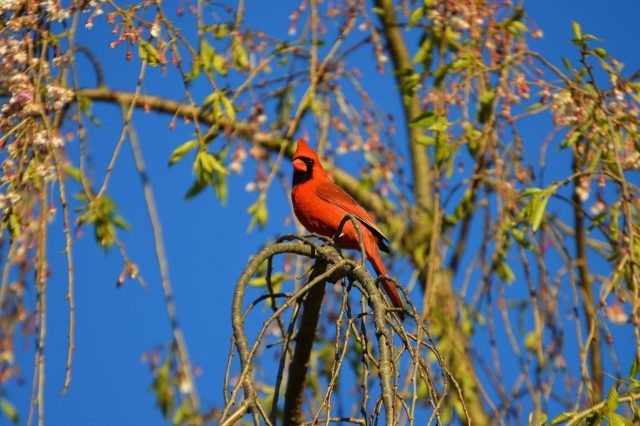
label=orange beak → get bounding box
[292,158,307,172]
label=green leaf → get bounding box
[249,272,286,289]
[247,195,268,231]
[594,47,608,58]
[200,39,215,70]
[520,187,544,197]
[0,399,18,423]
[416,134,435,145]
[112,215,130,231]
[477,88,495,124]
[507,20,528,35]
[409,111,436,128]
[232,40,249,69]
[548,412,575,425]
[168,140,198,166]
[604,386,619,415]
[408,7,424,26]
[430,116,450,132]
[529,192,550,231]
[630,355,639,377]
[151,358,174,418]
[62,164,83,182]
[184,179,207,200]
[172,403,195,425]
[496,261,515,284]
[412,35,433,66]
[212,53,228,76]
[203,23,231,39]
[607,413,634,426]
[523,331,539,351]
[221,94,236,121]
[138,40,160,66]
[196,150,227,177]
[572,20,583,41]
[185,60,202,83]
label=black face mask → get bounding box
[292,157,314,186]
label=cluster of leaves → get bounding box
[143,347,199,425]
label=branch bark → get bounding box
[573,154,603,401]
[283,264,327,425]
[372,0,432,211]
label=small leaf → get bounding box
[548,412,575,425]
[203,23,231,39]
[604,386,619,414]
[572,20,583,41]
[529,193,550,231]
[168,140,198,166]
[232,40,249,69]
[630,355,639,378]
[408,7,424,26]
[196,151,227,176]
[416,134,435,145]
[607,413,633,426]
[496,261,515,284]
[507,20,528,35]
[477,88,495,124]
[594,47,608,58]
[112,215,130,231]
[409,111,436,128]
[524,331,539,351]
[62,164,83,182]
[520,187,544,197]
[200,39,215,70]
[184,179,207,200]
[0,399,18,423]
[249,272,286,288]
[247,195,268,231]
[220,95,236,121]
[212,53,228,76]
[138,40,160,66]
[185,60,202,83]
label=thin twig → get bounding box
[123,108,201,413]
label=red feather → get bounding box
[291,139,404,318]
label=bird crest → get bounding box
[293,138,319,162]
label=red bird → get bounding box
[290,139,404,316]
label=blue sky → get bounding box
[6,1,640,424]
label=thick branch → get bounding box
[373,0,431,210]
[573,155,603,400]
[283,264,327,425]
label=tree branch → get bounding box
[372,0,432,211]
[77,87,395,223]
[573,153,603,400]
[225,240,397,424]
[283,263,327,425]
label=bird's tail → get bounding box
[368,250,405,320]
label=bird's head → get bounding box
[292,138,325,185]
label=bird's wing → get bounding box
[315,181,390,249]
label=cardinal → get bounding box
[290,138,404,317]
